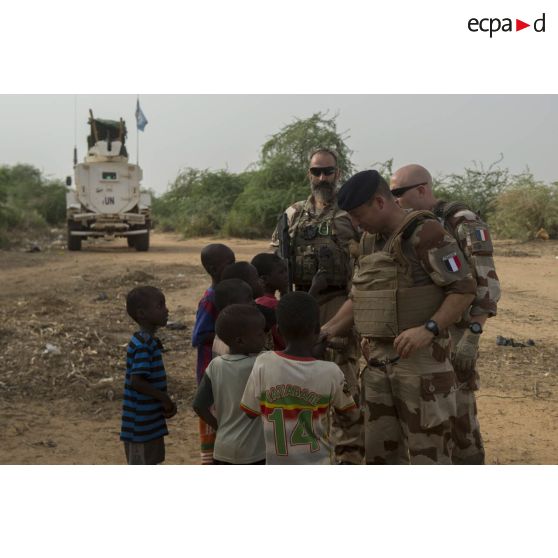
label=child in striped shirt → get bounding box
[120,286,177,465]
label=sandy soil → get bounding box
[0,233,557,464]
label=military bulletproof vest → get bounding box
[291,201,351,288]
[352,210,445,339]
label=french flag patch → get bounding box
[443,253,462,273]
[475,228,490,241]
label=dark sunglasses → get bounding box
[390,182,427,198]
[309,166,337,177]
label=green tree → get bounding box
[224,112,354,237]
[433,156,510,219]
[154,168,249,237]
[0,164,67,230]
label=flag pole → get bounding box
[136,95,140,166]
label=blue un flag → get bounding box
[135,100,148,132]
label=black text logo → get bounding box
[468,13,546,37]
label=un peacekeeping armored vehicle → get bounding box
[66,111,151,251]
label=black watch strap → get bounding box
[424,319,439,337]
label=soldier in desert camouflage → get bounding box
[322,170,476,464]
[390,163,501,464]
[271,148,364,464]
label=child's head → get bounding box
[276,291,320,344]
[214,278,253,312]
[215,304,266,354]
[221,261,265,298]
[201,243,236,283]
[251,253,288,295]
[126,286,168,329]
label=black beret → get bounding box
[337,170,383,211]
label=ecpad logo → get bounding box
[468,13,546,37]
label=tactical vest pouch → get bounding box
[353,289,398,338]
[294,242,349,287]
[397,285,445,330]
[299,246,318,283]
[353,284,444,337]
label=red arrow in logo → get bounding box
[516,19,530,31]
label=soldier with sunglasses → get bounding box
[390,163,501,465]
[270,148,364,464]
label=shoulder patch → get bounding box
[442,253,463,273]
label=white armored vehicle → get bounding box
[66,111,151,251]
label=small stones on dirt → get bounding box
[43,343,61,355]
[122,270,155,283]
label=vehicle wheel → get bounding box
[135,231,150,251]
[127,236,135,248]
[67,222,82,251]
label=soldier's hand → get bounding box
[394,326,435,358]
[309,269,328,296]
[452,330,480,374]
[312,337,328,359]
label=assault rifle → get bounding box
[278,212,294,293]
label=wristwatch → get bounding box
[469,321,483,334]
[424,319,440,337]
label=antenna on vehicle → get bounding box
[89,109,99,143]
[73,95,78,166]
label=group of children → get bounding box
[120,243,360,465]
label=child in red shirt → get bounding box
[251,253,288,350]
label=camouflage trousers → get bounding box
[362,339,458,465]
[449,325,485,465]
[320,294,364,464]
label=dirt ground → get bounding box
[1,232,557,464]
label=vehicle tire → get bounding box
[127,236,135,248]
[67,222,82,251]
[135,231,150,251]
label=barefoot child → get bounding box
[193,304,266,464]
[120,286,177,465]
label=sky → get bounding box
[0,94,556,195]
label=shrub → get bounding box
[491,175,558,240]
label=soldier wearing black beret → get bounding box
[322,169,477,464]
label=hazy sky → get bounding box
[0,94,555,194]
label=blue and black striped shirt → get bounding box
[120,331,169,443]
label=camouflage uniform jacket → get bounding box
[433,201,501,317]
